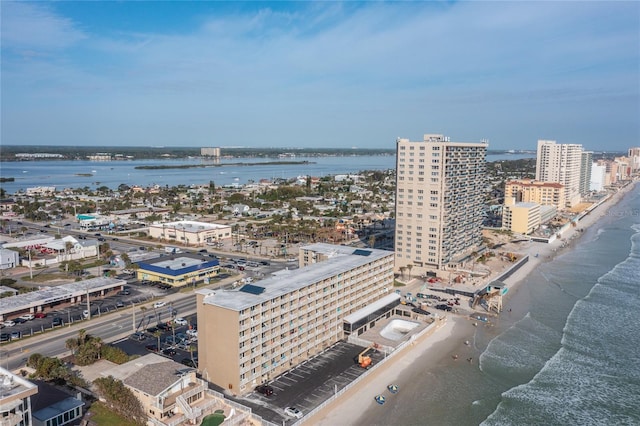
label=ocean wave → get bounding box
[482,222,640,426]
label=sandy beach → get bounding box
[307,180,638,426]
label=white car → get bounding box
[174,317,188,326]
[19,313,35,321]
[153,301,166,308]
[284,407,303,419]
[82,310,90,319]
[186,329,198,338]
[2,320,16,327]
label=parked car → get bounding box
[2,320,15,327]
[10,331,22,340]
[115,301,125,308]
[162,347,177,357]
[34,312,47,318]
[256,384,274,396]
[82,310,90,318]
[0,333,10,342]
[145,344,159,352]
[412,307,431,316]
[181,358,197,368]
[174,317,188,326]
[52,317,63,326]
[19,313,35,321]
[284,407,303,419]
[119,290,130,295]
[130,332,147,341]
[153,301,166,308]
[186,329,198,338]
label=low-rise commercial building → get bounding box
[148,221,232,246]
[196,243,395,395]
[135,253,220,287]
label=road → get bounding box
[0,292,198,371]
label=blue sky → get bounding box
[1,1,638,151]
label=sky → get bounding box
[1,1,638,151]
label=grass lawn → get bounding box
[87,402,139,426]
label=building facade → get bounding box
[196,243,395,395]
[504,180,565,210]
[590,162,607,191]
[395,134,487,272]
[148,221,232,246]
[628,147,640,172]
[200,147,221,157]
[535,140,583,208]
[579,151,593,196]
[502,198,541,235]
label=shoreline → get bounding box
[307,180,638,426]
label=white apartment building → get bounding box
[628,147,640,172]
[590,162,607,192]
[195,243,395,395]
[148,221,232,246]
[395,134,487,273]
[535,140,583,208]
[0,367,38,426]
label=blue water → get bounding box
[0,153,533,194]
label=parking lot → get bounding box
[228,341,385,424]
[110,313,199,368]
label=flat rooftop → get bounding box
[151,220,230,231]
[198,244,394,311]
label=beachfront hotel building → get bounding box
[502,197,541,235]
[535,140,583,208]
[148,221,232,246]
[629,147,640,172]
[590,162,607,192]
[394,134,487,273]
[195,243,395,395]
[504,180,566,210]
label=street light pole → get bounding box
[86,286,91,320]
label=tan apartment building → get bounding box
[196,243,395,395]
[502,198,541,235]
[504,179,565,210]
[394,134,487,273]
[149,221,232,246]
[535,140,583,208]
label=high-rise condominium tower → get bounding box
[535,140,583,208]
[395,134,487,273]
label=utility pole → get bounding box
[28,250,33,279]
[86,285,91,320]
[132,302,135,331]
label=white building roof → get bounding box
[198,244,393,311]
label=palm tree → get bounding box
[66,337,79,357]
[188,342,198,367]
[153,330,163,350]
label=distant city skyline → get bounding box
[2,1,638,151]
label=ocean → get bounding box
[0,153,532,194]
[356,183,640,426]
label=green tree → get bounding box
[94,376,145,425]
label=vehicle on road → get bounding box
[174,317,188,326]
[256,384,274,396]
[153,301,166,308]
[284,407,303,419]
[19,314,35,321]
